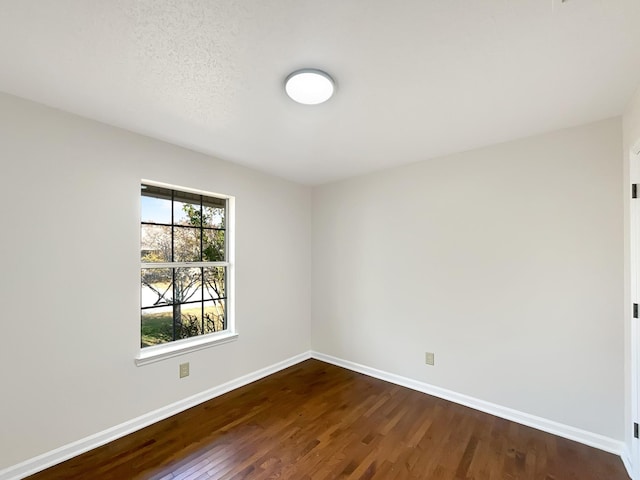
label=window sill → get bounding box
[135,331,238,366]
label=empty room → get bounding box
[2,1,640,479]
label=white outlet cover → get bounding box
[425,352,435,365]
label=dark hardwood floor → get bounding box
[27,359,628,479]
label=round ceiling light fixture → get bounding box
[285,69,335,105]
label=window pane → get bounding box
[175,303,204,340]
[141,225,172,262]
[203,267,225,300]
[202,202,225,229]
[204,299,226,333]
[141,189,172,224]
[173,267,202,304]
[174,197,202,227]
[141,268,173,308]
[141,307,174,347]
[203,229,225,261]
[173,227,201,262]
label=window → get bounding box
[138,181,235,364]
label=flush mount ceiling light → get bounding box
[285,69,335,105]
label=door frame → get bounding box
[630,138,640,480]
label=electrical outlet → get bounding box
[179,362,190,378]
[425,352,435,366]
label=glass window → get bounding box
[140,183,230,348]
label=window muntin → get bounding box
[140,183,229,348]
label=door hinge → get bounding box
[635,423,639,439]
[635,304,638,319]
[633,184,638,199]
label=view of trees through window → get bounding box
[140,183,228,348]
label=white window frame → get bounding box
[135,180,236,366]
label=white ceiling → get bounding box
[1,0,639,185]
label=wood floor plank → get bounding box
[25,359,629,480]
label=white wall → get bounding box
[0,93,312,469]
[624,88,640,151]
[312,118,624,439]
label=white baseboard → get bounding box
[0,351,311,480]
[311,351,627,457]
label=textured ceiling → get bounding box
[1,0,639,184]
